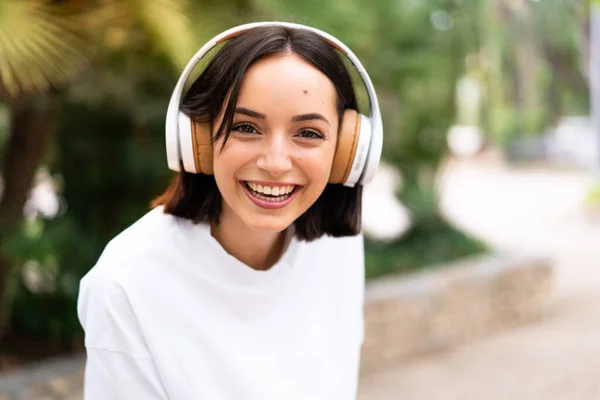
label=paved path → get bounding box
[358,155,600,400]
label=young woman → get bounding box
[77,22,382,400]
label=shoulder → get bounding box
[102,207,182,261]
[84,207,190,282]
[299,232,365,282]
[306,231,364,258]
[77,257,152,357]
[77,207,192,346]
[79,205,201,288]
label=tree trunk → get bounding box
[0,98,56,337]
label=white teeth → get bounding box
[246,182,296,197]
[254,193,288,202]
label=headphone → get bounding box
[165,21,383,187]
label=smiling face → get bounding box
[212,53,340,233]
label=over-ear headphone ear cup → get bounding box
[191,118,214,175]
[329,109,360,184]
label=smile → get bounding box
[241,181,302,209]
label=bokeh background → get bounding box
[0,0,598,399]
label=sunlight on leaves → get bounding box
[132,0,197,70]
[0,0,91,100]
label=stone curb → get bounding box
[360,252,554,376]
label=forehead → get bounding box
[236,53,337,112]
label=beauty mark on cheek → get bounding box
[303,90,308,94]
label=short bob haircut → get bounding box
[152,26,363,241]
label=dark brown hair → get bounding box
[152,26,363,241]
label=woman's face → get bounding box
[212,53,339,233]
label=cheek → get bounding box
[300,143,337,184]
[212,143,247,196]
[304,154,331,177]
[213,141,250,175]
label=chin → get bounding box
[244,216,294,233]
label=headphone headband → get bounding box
[166,21,382,185]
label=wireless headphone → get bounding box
[165,21,383,187]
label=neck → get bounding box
[210,208,287,271]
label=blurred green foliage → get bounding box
[0,0,591,346]
[586,182,600,208]
[5,54,175,342]
[365,219,488,280]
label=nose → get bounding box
[256,133,292,177]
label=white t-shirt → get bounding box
[77,206,365,399]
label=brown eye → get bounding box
[297,129,324,139]
[232,123,259,134]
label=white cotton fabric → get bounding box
[77,206,365,399]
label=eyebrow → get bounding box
[292,113,330,125]
[235,107,265,119]
[235,107,330,125]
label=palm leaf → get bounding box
[0,0,91,100]
[130,0,197,70]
